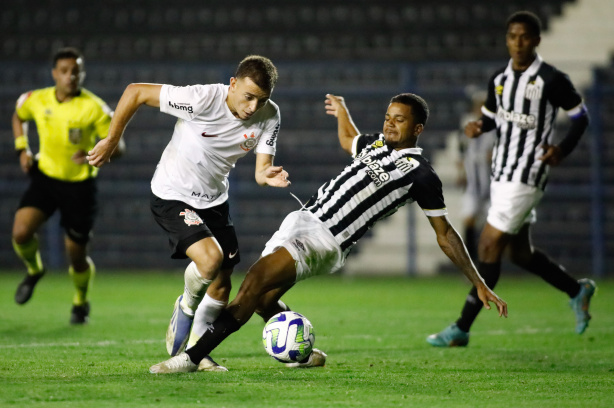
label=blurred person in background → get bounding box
[427,11,594,348]
[12,47,124,324]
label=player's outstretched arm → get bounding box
[255,153,290,187]
[427,215,508,317]
[325,94,360,154]
[87,83,161,168]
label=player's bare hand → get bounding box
[87,138,115,168]
[539,144,563,166]
[264,165,290,188]
[464,120,484,139]
[19,150,33,174]
[325,94,349,118]
[71,149,88,164]
[477,284,508,317]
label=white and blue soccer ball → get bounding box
[262,311,315,363]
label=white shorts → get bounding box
[261,210,345,282]
[486,181,543,234]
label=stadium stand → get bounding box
[2,0,608,276]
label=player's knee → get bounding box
[12,224,34,244]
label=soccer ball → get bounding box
[262,311,315,363]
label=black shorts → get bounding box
[19,162,97,245]
[150,192,240,268]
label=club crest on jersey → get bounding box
[395,157,420,173]
[524,81,543,100]
[179,209,203,226]
[68,128,83,144]
[240,132,257,151]
[495,85,504,95]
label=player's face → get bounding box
[227,77,271,120]
[382,103,422,150]
[52,57,84,98]
[506,22,540,70]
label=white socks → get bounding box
[187,293,226,349]
[180,262,211,315]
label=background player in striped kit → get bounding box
[148,92,508,374]
[11,47,124,324]
[427,11,595,348]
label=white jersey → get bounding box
[151,83,280,209]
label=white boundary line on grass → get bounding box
[0,339,163,349]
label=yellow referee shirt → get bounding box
[15,87,112,181]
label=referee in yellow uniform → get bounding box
[11,47,124,324]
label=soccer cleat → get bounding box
[426,323,469,347]
[14,270,45,305]
[70,302,90,325]
[285,348,327,368]
[570,278,596,334]
[166,295,194,356]
[197,355,228,372]
[149,352,198,374]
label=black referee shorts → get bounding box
[150,192,240,268]
[19,162,97,245]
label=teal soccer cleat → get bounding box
[426,323,469,347]
[570,278,596,334]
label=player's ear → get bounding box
[414,123,424,136]
[229,77,237,90]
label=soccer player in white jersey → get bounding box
[427,11,595,348]
[87,56,290,370]
[148,92,508,373]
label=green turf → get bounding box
[0,270,611,407]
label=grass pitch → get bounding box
[0,270,611,407]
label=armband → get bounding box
[15,135,29,151]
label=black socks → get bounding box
[456,261,501,333]
[186,309,242,364]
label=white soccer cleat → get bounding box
[285,348,327,368]
[197,355,228,372]
[149,352,198,374]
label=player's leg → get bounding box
[13,207,47,304]
[166,238,224,355]
[509,224,596,334]
[150,247,297,373]
[65,236,95,324]
[427,222,508,347]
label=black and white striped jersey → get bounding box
[304,133,447,257]
[482,54,584,190]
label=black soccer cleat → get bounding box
[70,302,90,325]
[14,271,45,305]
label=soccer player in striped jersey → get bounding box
[427,11,595,348]
[149,93,508,373]
[11,47,124,324]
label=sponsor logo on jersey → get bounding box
[201,132,217,137]
[291,239,305,252]
[395,157,420,173]
[371,140,385,148]
[240,132,257,151]
[179,208,203,226]
[359,154,390,187]
[496,106,536,130]
[524,81,543,100]
[168,101,194,114]
[191,191,222,201]
[265,122,280,146]
[495,85,504,95]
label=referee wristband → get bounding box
[15,135,29,151]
